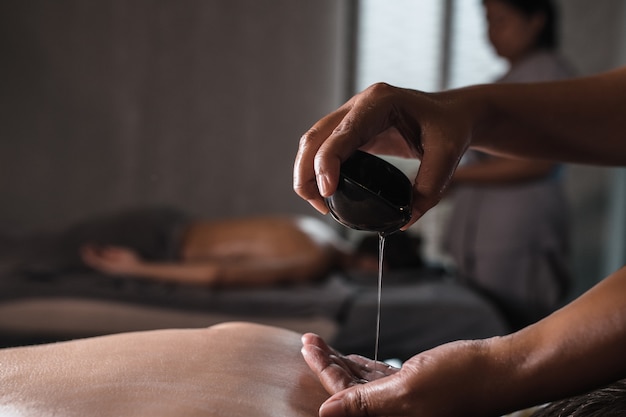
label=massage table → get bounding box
[0,267,509,359]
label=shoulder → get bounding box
[499,50,576,83]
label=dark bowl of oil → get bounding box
[324,150,413,235]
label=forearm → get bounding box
[453,158,556,185]
[483,266,626,414]
[130,257,324,288]
[457,68,626,165]
[124,262,218,286]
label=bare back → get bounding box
[178,215,352,286]
[0,322,329,417]
[180,216,347,259]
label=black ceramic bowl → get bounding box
[325,150,413,235]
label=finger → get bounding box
[311,84,410,199]
[294,145,327,214]
[302,333,342,356]
[319,378,404,417]
[294,108,351,212]
[301,344,358,395]
[99,249,119,260]
[344,355,399,380]
[313,95,397,198]
[301,333,354,376]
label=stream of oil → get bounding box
[374,233,385,365]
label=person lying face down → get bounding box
[79,211,353,288]
[0,322,330,417]
[79,211,423,287]
[5,208,353,287]
[5,206,424,288]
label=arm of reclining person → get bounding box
[81,244,330,287]
[117,256,332,288]
[80,244,220,285]
[0,322,330,417]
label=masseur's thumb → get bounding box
[318,381,401,417]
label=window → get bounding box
[355,0,506,93]
[353,0,507,262]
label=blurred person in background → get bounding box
[443,0,575,329]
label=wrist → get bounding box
[439,335,534,416]
[481,332,544,415]
[457,83,496,151]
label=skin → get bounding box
[0,322,330,417]
[302,266,626,416]
[484,0,546,66]
[293,69,626,226]
[80,215,352,287]
[293,67,626,416]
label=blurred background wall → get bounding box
[0,0,623,297]
[0,0,351,232]
[549,0,626,295]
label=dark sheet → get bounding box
[0,268,509,359]
[0,270,354,319]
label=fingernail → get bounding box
[316,173,331,197]
[319,398,344,416]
